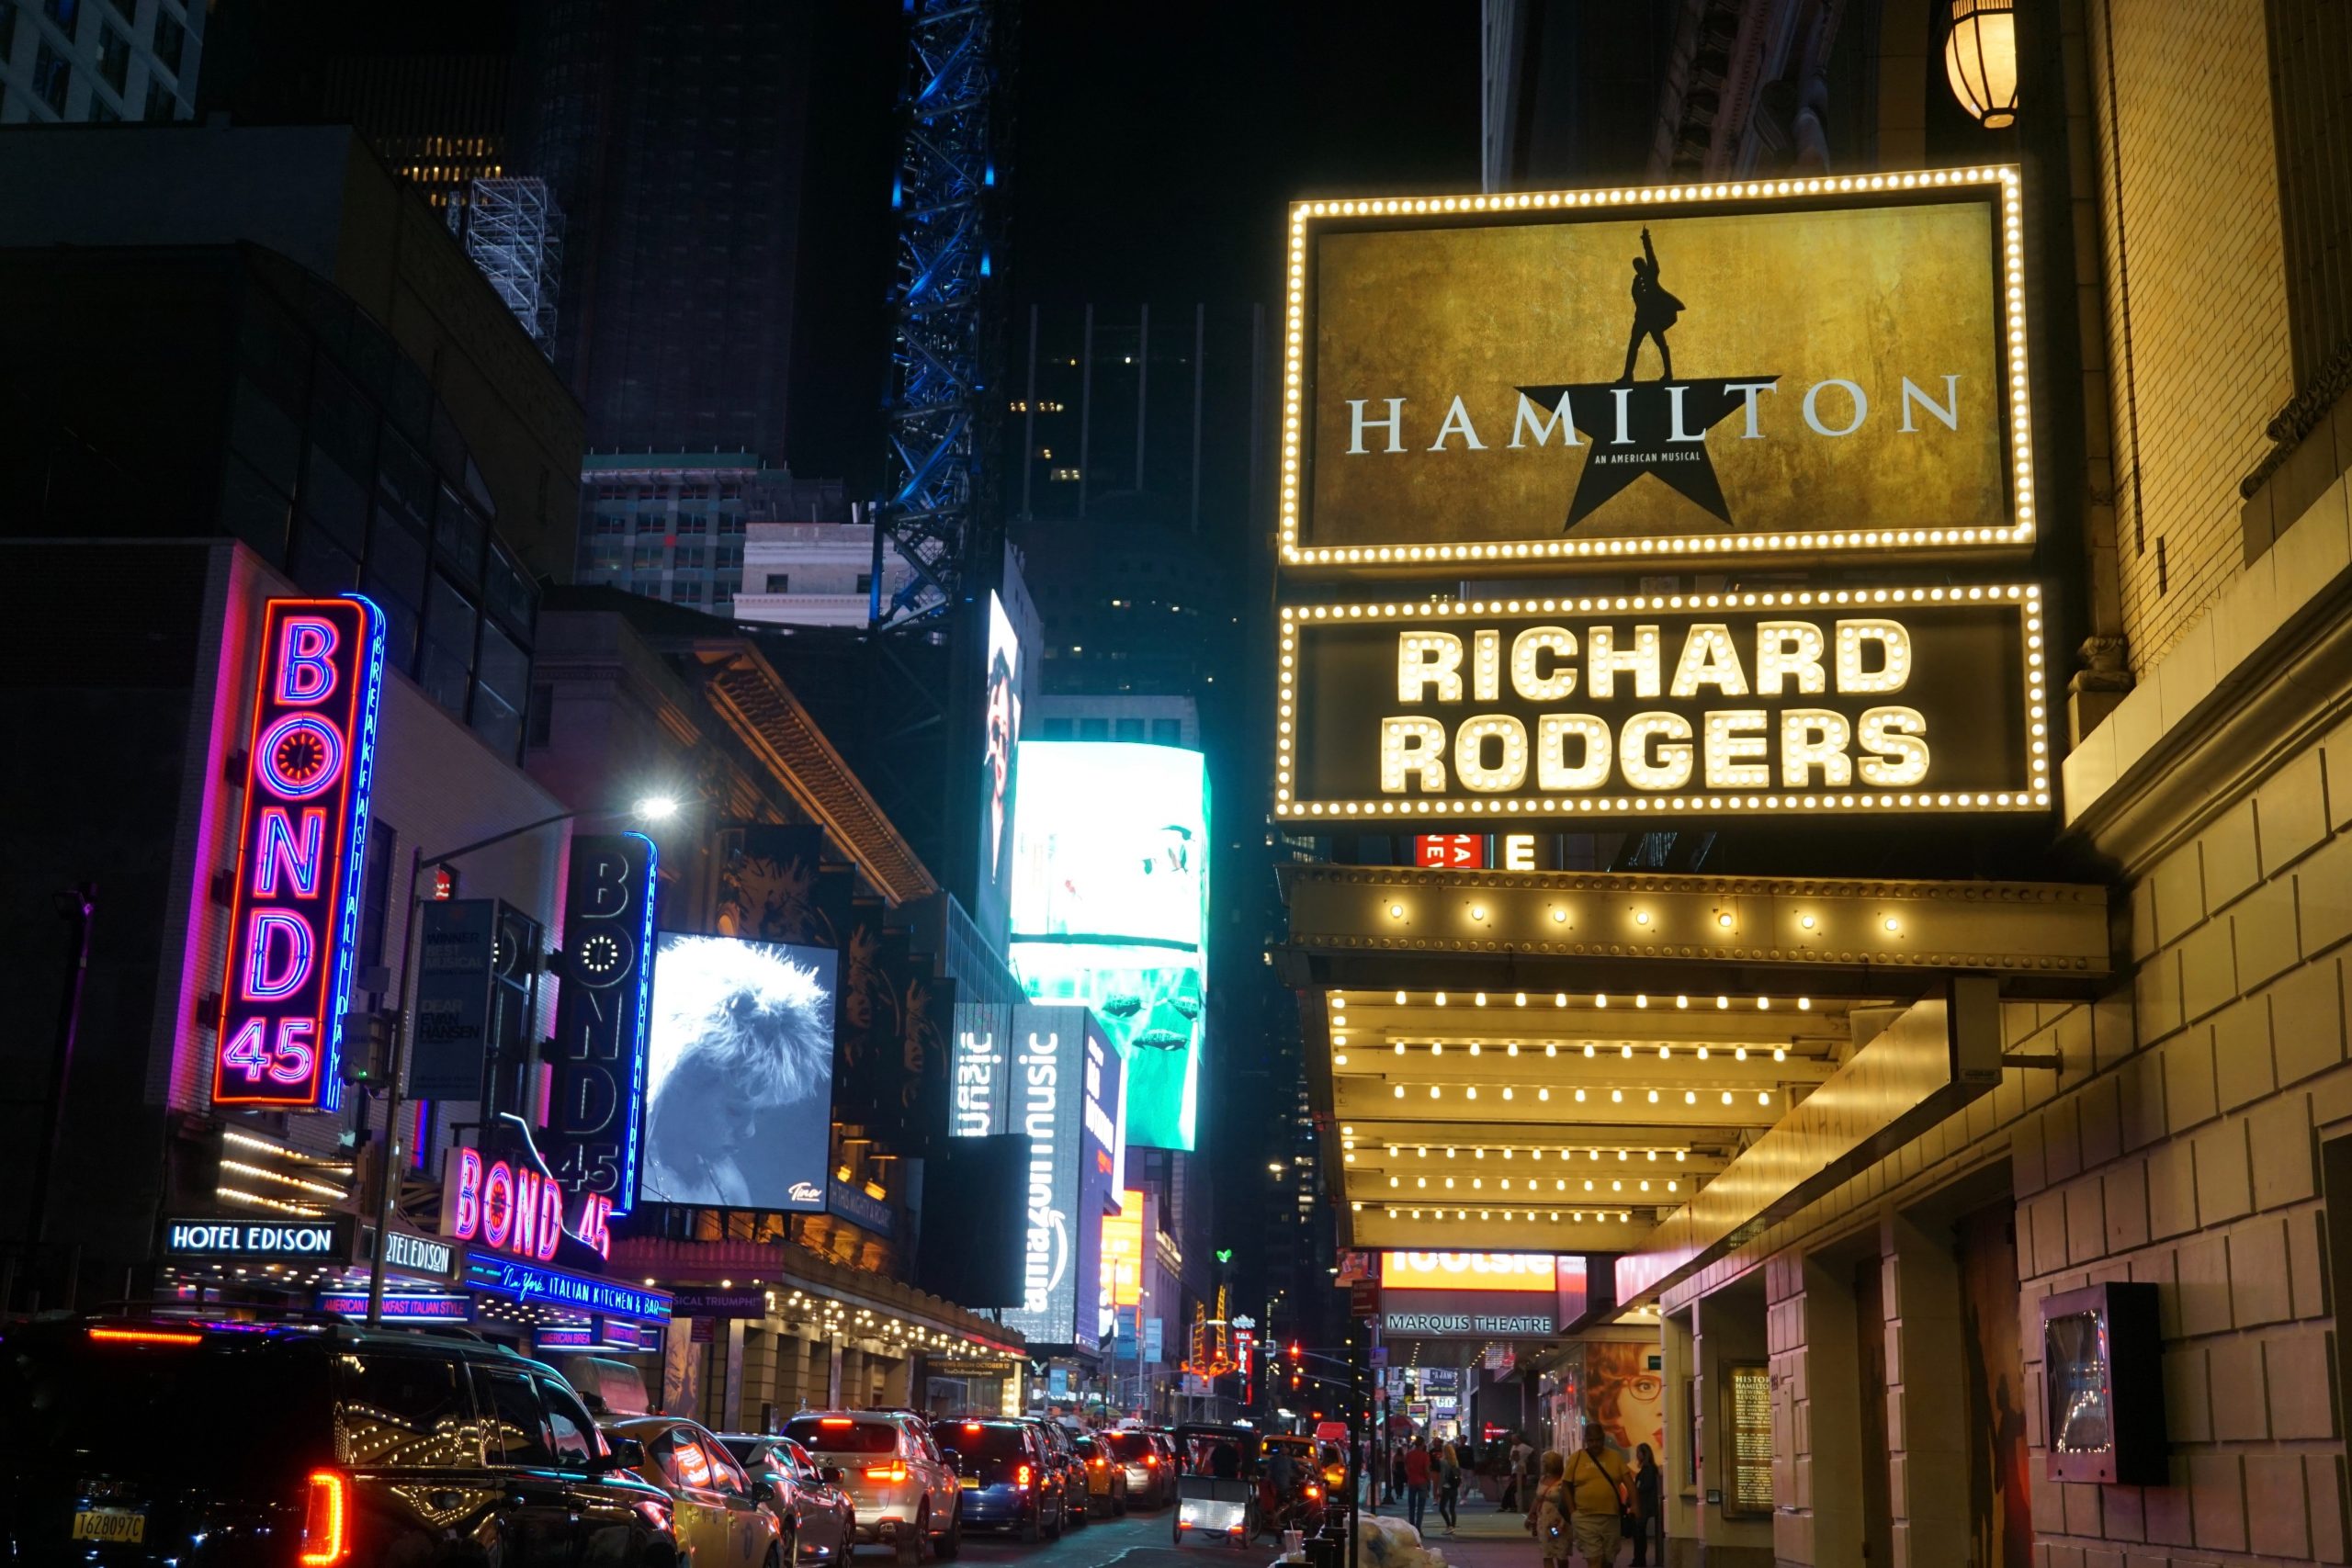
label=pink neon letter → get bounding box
[481,1161,514,1251]
[537,1181,566,1261]
[254,807,326,897]
[242,909,314,1001]
[277,616,339,704]
[451,1148,482,1239]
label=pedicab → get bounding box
[1170,1423,1261,1546]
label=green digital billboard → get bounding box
[1008,741,1207,1151]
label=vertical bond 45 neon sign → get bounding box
[213,597,386,1111]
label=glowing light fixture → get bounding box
[1944,0,2018,129]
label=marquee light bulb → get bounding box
[1736,1046,1747,1061]
[1389,904,1404,919]
[1757,998,1771,1011]
[1611,1089,1623,1103]
[1684,1090,1696,1104]
[1434,992,1448,1006]
[1594,993,1609,1009]
[1716,912,1733,928]
[1759,1091,1772,1105]
[1676,995,1689,1010]
[1797,998,1812,1011]
[1574,1089,1587,1102]
[1675,1150,1686,1162]
[1546,1043,1559,1056]
[1621,1044,1633,1058]
[1658,1045,1670,1059]
[1668,1180,1679,1192]
[1634,911,1650,926]
[1555,993,1567,1007]
[1635,994,1649,1009]
[1716,996,1730,1010]
[1774,1047,1788,1062]
[1648,1089,1660,1103]
[1396,991,1407,1004]
[1515,992,1528,1007]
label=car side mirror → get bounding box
[820,1465,844,1486]
[752,1478,776,1503]
[604,1436,645,1469]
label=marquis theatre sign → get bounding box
[1273,586,2048,823]
[1279,169,2032,571]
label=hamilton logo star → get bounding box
[1517,225,1777,532]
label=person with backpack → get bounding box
[1561,1426,1631,1568]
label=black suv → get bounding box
[0,1316,680,1565]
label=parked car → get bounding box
[605,1415,785,1567]
[1072,1435,1130,1517]
[718,1433,855,1565]
[933,1417,1065,1542]
[783,1410,962,1563]
[1023,1418,1090,1523]
[0,1315,679,1566]
[1101,1428,1172,1508]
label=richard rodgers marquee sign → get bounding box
[1274,586,2048,823]
[1281,169,2032,571]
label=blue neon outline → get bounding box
[321,594,387,1113]
[615,830,659,1217]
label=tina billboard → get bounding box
[1279,169,2031,572]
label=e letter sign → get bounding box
[214,597,386,1110]
[1274,585,2046,823]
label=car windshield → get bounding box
[786,1417,899,1454]
[0,1327,334,1487]
[939,1425,1028,1460]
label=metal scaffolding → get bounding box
[463,176,565,355]
[873,0,1011,627]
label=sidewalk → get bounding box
[1355,1494,1645,1568]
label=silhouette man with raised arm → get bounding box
[1618,227,1685,383]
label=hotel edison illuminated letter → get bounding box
[214,597,385,1111]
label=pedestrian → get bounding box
[1562,1426,1631,1568]
[1629,1444,1660,1567]
[1525,1450,1569,1568]
[1403,1434,1431,1533]
[1437,1438,1462,1533]
[1504,1430,1532,1511]
[1389,1441,1407,1504]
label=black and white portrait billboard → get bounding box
[640,932,837,1212]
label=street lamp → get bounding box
[1943,0,2018,128]
[362,793,679,1324]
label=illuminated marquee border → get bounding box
[214,595,386,1111]
[1279,166,2033,571]
[1272,582,2049,820]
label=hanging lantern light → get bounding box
[1945,0,2018,127]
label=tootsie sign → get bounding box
[1281,170,2031,571]
[1274,586,2047,824]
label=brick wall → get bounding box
[2086,0,2293,674]
[2014,716,2352,1568]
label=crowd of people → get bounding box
[1365,1426,1661,1567]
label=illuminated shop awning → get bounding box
[1275,865,2108,1263]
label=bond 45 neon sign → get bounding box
[213,597,386,1110]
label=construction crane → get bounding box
[872,0,1012,629]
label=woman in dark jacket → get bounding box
[1630,1443,1663,1566]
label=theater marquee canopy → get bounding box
[1280,167,2031,573]
[1273,585,2047,826]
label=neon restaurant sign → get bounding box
[213,597,387,1111]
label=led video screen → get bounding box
[640,932,837,1211]
[1009,741,1208,1151]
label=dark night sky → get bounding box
[1006,0,1483,307]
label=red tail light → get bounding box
[1016,1464,1033,1489]
[820,1417,855,1427]
[963,1423,983,1433]
[865,1463,909,1483]
[1145,1455,1159,1467]
[87,1326,202,1347]
[299,1470,350,1565]
[1091,1459,1105,1470]
[1305,1484,1323,1500]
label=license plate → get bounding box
[73,1507,146,1543]
[961,1478,980,1490]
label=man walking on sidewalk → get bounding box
[1562,1426,1630,1568]
[1403,1435,1431,1533]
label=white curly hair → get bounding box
[645,934,834,1111]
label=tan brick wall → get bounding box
[1657,706,2352,1568]
[2086,0,2293,674]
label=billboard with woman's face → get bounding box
[639,933,837,1211]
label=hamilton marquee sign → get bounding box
[1273,586,2047,824]
[1279,169,2031,571]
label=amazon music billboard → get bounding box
[1273,585,2048,825]
[1277,169,2032,573]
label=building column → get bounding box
[1662,1311,1700,1568]
[1779,1255,1868,1568]
[1884,1213,1970,1568]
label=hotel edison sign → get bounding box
[1273,586,2048,824]
[1279,170,2030,570]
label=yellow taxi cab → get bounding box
[606,1414,786,1567]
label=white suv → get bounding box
[784,1410,962,1563]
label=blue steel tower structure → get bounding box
[874,0,1012,629]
